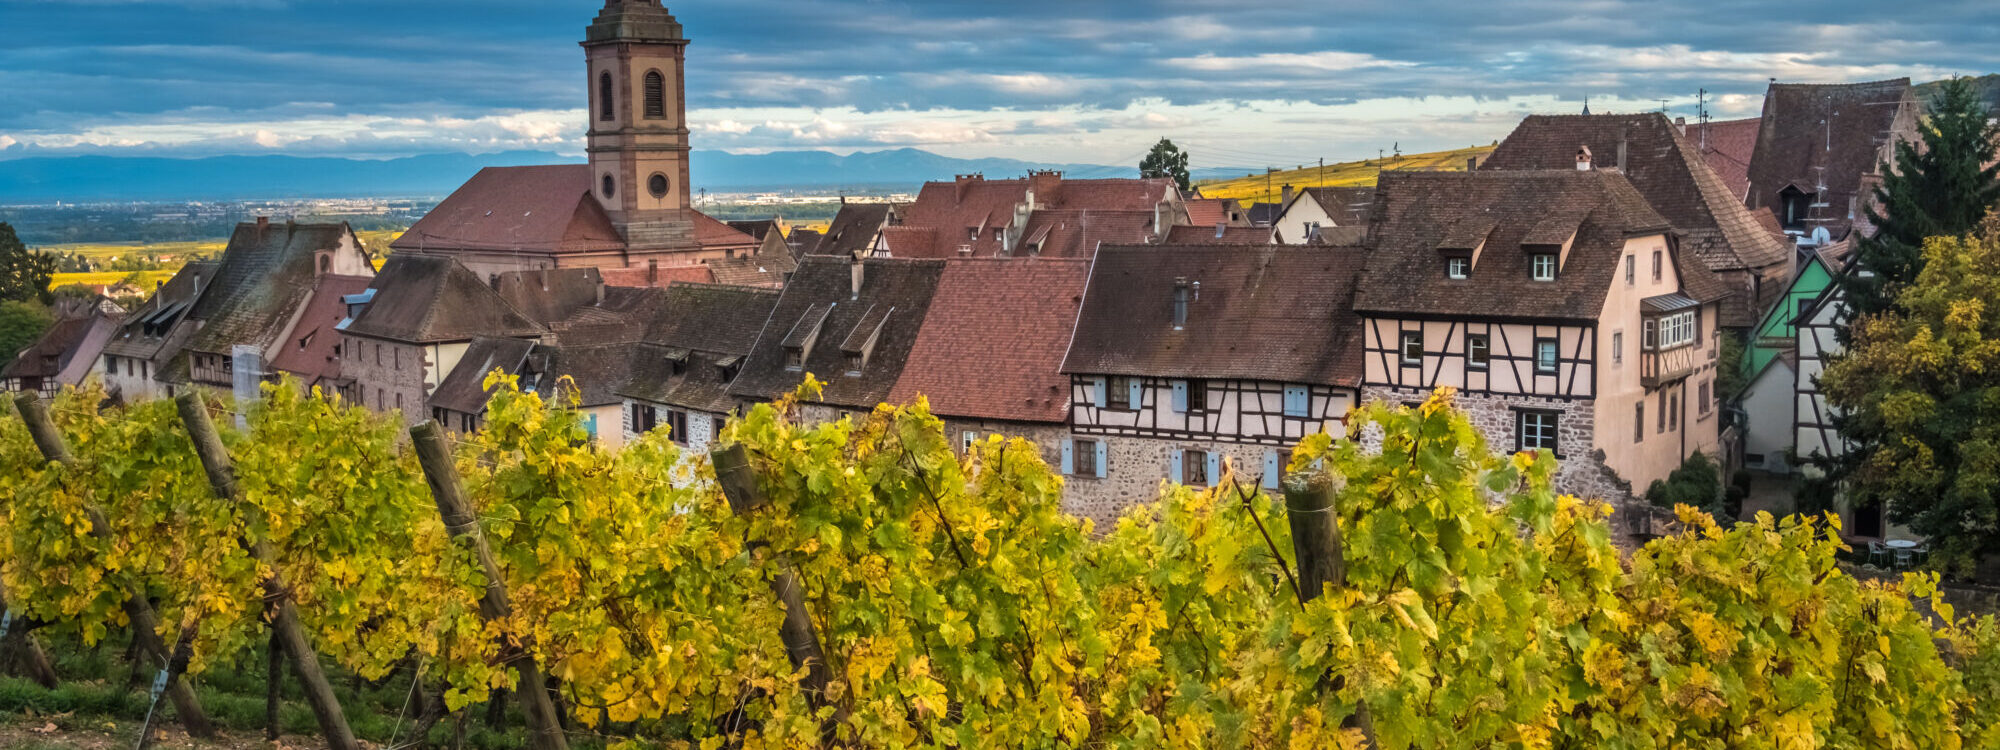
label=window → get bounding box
[1447,257,1469,279]
[1647,310,1697,350]
[844,352,863,376]
[713,417,727,439]
[643,70,665,119]
[375,343,381,366]
[633,404,659,433]
[1625,255,1635,285]
[602,174,616,200]
[1187,380,1206,412]
[1535,338,1558,374]
[1531,254,1557,281]
[649,173,670,199]
[1669,392,1680,431]
[666,409,689,445]
[1652,250,1663,281]
[1517,410,1559,453]
[1657,392,1667,433]
[784,346,804,370]
[1634,402,1644,443]
[1400,331,1423,365]
[1466,334,1489,369]
[966,227,979,242]
[1108,377,1133,410]
[598,72,615,121]
[395,393,403,411]
[393,347,401,371]
[961,431,978,454]
[1698,380,1713,416]
[104,355,117,373]
[1184,450,1210,486]
[1612,332,1624,364]
[1283,386,1309,417]
[1072,439,1100,477]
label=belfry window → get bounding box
[598,72,615,121]
[644,71,666,119]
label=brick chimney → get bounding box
[954,173,983,204]
[1028,169,1063,208]
[647,258,659,286]
[1281,184,1296,206]
[1575,145,1593,171]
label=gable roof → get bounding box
[428,337,538,415]
[3,308,121,384]
[886,176,1175,258]
[730,257,946,409]
[267,274,373,387]
[1692,116,1760,200]
[548,285,670,346]
[1356,170,1684,321]
[600,263,715,288]
[1282,186,1376,226]
[101,259,221,364]
[1017,209,1159,257]
[494,268,606,325]
[1482,112,1791,274]
[888,258,1089,423]
[709,250,798,288]
[725,219,784,242]
[1164,224,1274,245]
[343,254,544,343]
[1745,79,1917,235]
[813,203,896,257]
[391,165,625,255]
[1062,245,1366,386]
[642,282,782,356]
[184,221,369,356]
[693,211,761,250]
[1184,198,1243,227]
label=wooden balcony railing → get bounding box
[1640,345,1698,388]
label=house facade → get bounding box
[340,254,547,417]
[1271,186,1374,245]
[176,220,375,393]
[1060,246,1366,524]
[619,282,781,455]
[1357,170,1734,506]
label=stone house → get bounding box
[171,220,375,394]
[339,254,545,418]
[97,261,218,402]
[1060,245,1367,525]
[1356,170,1735,508]
[619,282,781,453]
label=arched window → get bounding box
[598,72,615,121]
[649,173,669,198]
[602,174,616,199]
[644,71,666,119]
[318,254,331,274]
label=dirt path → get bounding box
[0,720,333,749]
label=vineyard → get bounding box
[0,376,1996,749]
[1194,146,1496,205]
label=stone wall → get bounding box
[342,334,429,419]
[1060,433,1290,530]
[1363,385,1634,507]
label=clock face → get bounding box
[649,173,670,198]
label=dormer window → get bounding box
[784,347,804,370]
[780,303,832,372]
[966,227,979,242]
[844,352,863,376]
[1530,254,1557,281]
[1446,257,1469,279]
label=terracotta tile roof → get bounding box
[1018,210,1158,257]
[887,258,1089,423]
[812,203,896,257]
[693,210,760,251]
[1357,170,1685,321]
[887,176,1176,258]
[4,316,96,381]
[1746,79,1917,238]
[391,165,625,254]
[344,254,545,343]
[787,229,822,258]
[429,337,537,414]
[268,274,373,387]
[730,257,946,409]
[1693,117,1760,200]
[1062,245,1366,386]
[708,250,797,288]
[1165,224,1273,245]
[599,264,715,288]
[1185,198,1240,227]
[1482,113,1791,275]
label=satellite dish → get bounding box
[1810,226,1832,247]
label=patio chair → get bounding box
[1868,541,1892,568]
[1894,548,1916,569]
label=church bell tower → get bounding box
[583,0,696,252]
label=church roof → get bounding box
[391,165,626,255]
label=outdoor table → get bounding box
[1886,539,1919,549]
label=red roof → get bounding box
[1185,198,1237,227]
[268,274,373,386]
[693,210,760,250]
[1019,210,1158,257]
[889,258,1089,423]
[887,175,1177,258]
[392,165,624,254]
[1695,117,1760,201]
[600,264,715,288]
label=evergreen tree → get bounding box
[0,223,55,305]
[1139,138,1192,193]
[1841,77,2000,319]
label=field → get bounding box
[39,240,224,263]
[43,230,403,291]
[1195,145,1496,204]
[48,270,178,291]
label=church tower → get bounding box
[583,1,696,253]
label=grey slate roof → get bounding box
[429,337,537,414]
[730,257,946,409]
[184,221,362,356]
[102,260,220,365]
[344,254,545,343]
[619,283,780,413]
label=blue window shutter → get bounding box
[1094,441,1107,479]
[1093,378,1108,407]
[1284,386,1309,417]
[1061,439,1075,475]
[1129,379,1144,410]
[1206,452,1222,484]
[1263,449,1280,489]
[1171,380,1189,412]
[1169,449,1183,483]
[585,413,599,439]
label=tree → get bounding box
[1840,76,2000,319]
[0,300,53,364]
[1139,138,1191,193]
[1821,219,2000,573]
[0,224,54,305]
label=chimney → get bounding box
[1172,277,1189,330]
[954,173,982,204]
[1466,156,1479,172]
[1575,145,1593,171]
[1028,170,1063,207]
[1674,116,1687,134]
[647,258,659,286]
[256,216,269,229]
[1154,201,1171,242]
[1281,184,1296,206]
[1617,127,1629,172]
[850,257,865,300]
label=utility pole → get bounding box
[1318,157,1325,187]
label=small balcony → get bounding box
[1640,345,1698,388]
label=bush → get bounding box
[1647,451,1727,520]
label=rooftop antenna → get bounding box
[1582,96,1591,116]
[1657,98,1670,113]
[1697,88,1711,150]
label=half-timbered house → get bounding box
[1060,245,1367,523]
[1357,170,1735,505]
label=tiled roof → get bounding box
[725,219,784,242]
[1246,202,1283,226]
[428,337,537,414]
[1018,210,1158,257]
[786,228,822,258]
[1289,186,1377,226]
[1184,198,1241,227]
[1482,113,1791,274]
[101,260,220,364]
[1356,170,1681,321]
[888,258,1089,423]
[494,268,606,325]
[268,274,373,387]
[549,285,669,346]
[1164,224,1273,245]
[618,283,780,412]
[344,254,545,343]
[1693,117,1760,200]
[391,165,625,254]
[1746,79,1916,236]
[185,221,368,356]
[1062,245,1366,386]
[730,257,946,409]
[812,203,896,257]
[709,249,798,288]
[538,343,646,408]
[886,176,1175,258]
[600,264,715,288]
[3,316,95,380]
[694,210,760,250]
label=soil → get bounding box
[0,719,338,749]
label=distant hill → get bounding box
[0,148,1230,203]
[1915,74,2000,112]
[1195,145,1497,205]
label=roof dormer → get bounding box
[839,304,894,377]
[780,302,832,371]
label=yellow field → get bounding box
[1195,145,1497,205]
[43,240,225,261]
[356,229,403,254]
[50,270,179,291]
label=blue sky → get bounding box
[3,0,1996,169]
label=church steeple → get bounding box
[583,0,696,253]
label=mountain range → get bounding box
[0,148,1250,203]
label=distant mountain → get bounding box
[0,148,1248,203]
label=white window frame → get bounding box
[1518,410,1559,453]
[1648,310,1697,350]
[1466,333,1489,369]
[1447,257,1469,279]
[1400,331,1423,366]
[1531,254,1557,281]
[1534,338,1558,374]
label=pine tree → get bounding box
[0,223,55,305]
[1841,77,2000,319]
[1139,138,1192,193]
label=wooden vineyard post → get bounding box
[174,392,360,750]
[265,629,284,742]
[409,421,569,750]
[1281,470,1376,745]
[12,393,217,740]
[710,443,836,710]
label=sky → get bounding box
[3,0,1997,170]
